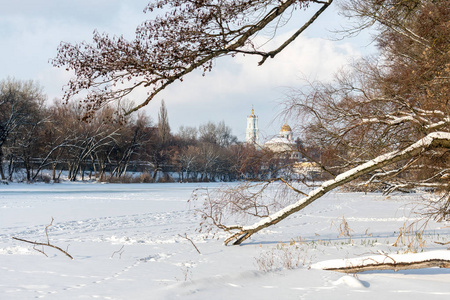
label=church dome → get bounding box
[280,124,292,132]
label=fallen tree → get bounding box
[311,250,450,273]
[222,132,450,245]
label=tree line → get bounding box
[0,79,296,183]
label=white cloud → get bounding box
[0,1,369,141]
[142,33,362,139]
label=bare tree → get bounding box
[191,132,450,245]
[110,112,152,178]
[51,103,120,181]
[149,100,173,180]
[177,126,198,143]
[199,121,237,147]
[177,145,200,182]
[158,100,171,146]
[192,0,450,245]
[0,79,46,181]
[52,0,333,118]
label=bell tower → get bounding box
[246,108,259,145]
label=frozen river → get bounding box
[1,182,449,299]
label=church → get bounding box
[246,108,321,177]
[246,108,301,160]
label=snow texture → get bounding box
[1,182,449,299]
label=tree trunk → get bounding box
[7,156,15,181]
[0,151,5,180]
[311,250,450,273]
[225,132,450,245]
[318,259,450,273]
[152,165,159,181]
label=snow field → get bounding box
[1,183,449,299]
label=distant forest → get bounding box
[0,79,309,183]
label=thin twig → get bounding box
[12,237,73,260]
[33,244,48,257]
[179,234,201,254]
[111,245,125,259]
[434,241,450,245]
[12,217,73,260]
[45,217,54,245]
[280,178,308,196]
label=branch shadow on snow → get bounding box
[362,268,450,276]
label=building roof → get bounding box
[280,123,292,132]
[264,137,295,145]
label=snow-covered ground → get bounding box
[1,182,449,299]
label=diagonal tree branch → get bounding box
[257,0,333,65]
[53,0,335,118]
[225,132,450,245]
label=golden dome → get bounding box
[280,123,292,132]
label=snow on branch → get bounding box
[311,250,450,273]
[224,132,450,245]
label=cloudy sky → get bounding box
[0,0,376,141]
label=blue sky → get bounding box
[0,0,376,141]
